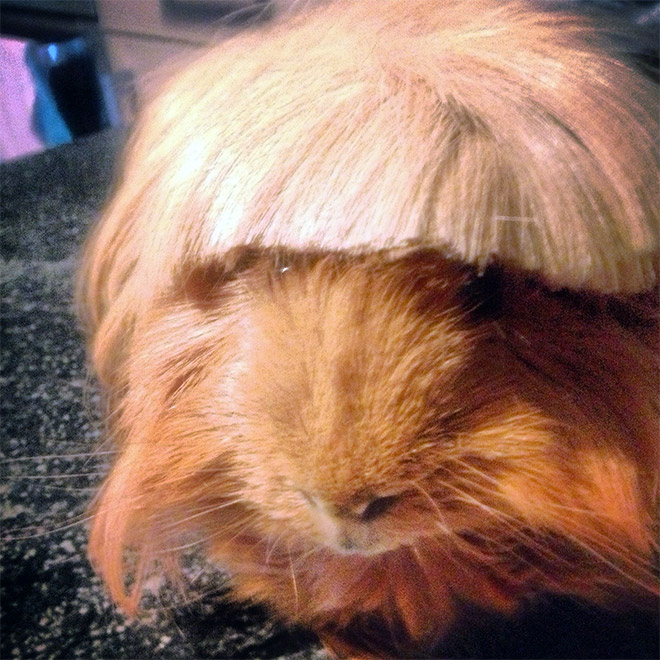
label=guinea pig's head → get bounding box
[203,252,479,557]
[88,249,658,619]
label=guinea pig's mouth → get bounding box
[313,516,409,558]
[328,535,391,557]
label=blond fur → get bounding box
[78,0,658,385]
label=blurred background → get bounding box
[0,0,279,161]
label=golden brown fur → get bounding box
[78,0,659,657]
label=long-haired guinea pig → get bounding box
[77,0,659,657]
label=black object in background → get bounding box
[25,37,112,145]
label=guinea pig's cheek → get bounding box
[250,487,319,539]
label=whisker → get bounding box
[558,530,657,593]
[443,455,502,487]
[429,480,582,574]
[161,499,246,530]
[289,545,321,567]
[2,513,96,541]
[265,529,287,564]
[167,582,228,609]
[288,543,299,614]
[435,468,657,590]
[158,513,261,553]
[0,450,116,463]
[438,478,519,527]
[445,459,654,562]
[533,508,658,578]
[9,472,106,480]
[407,479,450,533]
[19,484,98,493]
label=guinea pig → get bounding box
[77,0,659,657]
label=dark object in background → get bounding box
[1,0,122,155]
[25,37,113,147]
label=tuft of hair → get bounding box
[77,0,658,385]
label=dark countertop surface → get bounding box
[1,130,658,660]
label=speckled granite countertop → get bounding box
[1,131,658,660]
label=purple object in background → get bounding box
[0,37,44,161]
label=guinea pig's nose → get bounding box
[345,494,400,522]
[299,489,399,522]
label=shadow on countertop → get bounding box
[1,131,658,660]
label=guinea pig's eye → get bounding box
[458,264,503,322]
